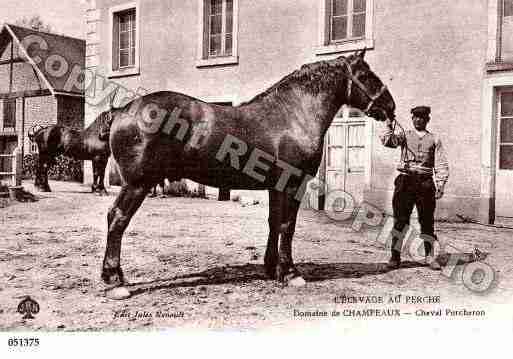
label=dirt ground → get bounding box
[1,180,512,331]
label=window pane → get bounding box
[225,33,232,55]
[353,13,366,37]
[210,14,222,34]
[211,0,222,14]
[210,35,222,55]
[501,92,513,116]
[226,0,233,13]
[119,49,129,67]
[349,107,365,117]
[119,15,129,32]
[500,145,513,169]
[502,15,513,59]
[505,0,513,17]
[120,32,130,49]
[130,46,136,66]
[4,99,15,128]
[333,0,348,16]
[501,118,513,143]
[354,0,366,12]
[332,16,347,40]
[132,27,136,46]
[226,9,233,32]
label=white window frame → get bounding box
[118,10,136,69]
[497,89,513,170]
[316,0,374,56]
[196,0,239,68]
[108,2,140,78]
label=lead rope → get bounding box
[392,119,418,167]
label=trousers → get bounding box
[392,173,436,240]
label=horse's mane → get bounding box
[240,55,353,106]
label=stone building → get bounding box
[84,0,513,223]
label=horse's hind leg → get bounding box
[276,191,303,284]
[264,190,284,278]
[101,184,149,286]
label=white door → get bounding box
[325,107,367,207]
[496,89,513,217]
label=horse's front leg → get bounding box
[91,160,99,193]
[34,153,51,192]
[95,159,109,196]
[102,184,148,286]
[276,190,303,285]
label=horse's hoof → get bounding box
[106,286,131,300]
[276,263,301,285]
[101,266,125,287]
[98,190,108,196]
[288,276,306,287]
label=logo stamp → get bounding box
[17,296,40,320]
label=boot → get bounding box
[424,240,441,270]
[387,238,401,269]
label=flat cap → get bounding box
[411,106,431,118]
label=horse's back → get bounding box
[110,91,317,190]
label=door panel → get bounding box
[325,108,367,208]
[345,123,365,203]
[496,89,513,216]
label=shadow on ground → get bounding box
[125,252,482,297]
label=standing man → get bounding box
[381,106,449,270]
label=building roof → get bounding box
[0,24,85,97]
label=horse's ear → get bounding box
[357,48,366,59]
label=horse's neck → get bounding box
[292,85,347,137]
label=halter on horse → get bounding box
[100,50,396,292]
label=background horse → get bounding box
[28,110,113,194]
[101,50,396,291]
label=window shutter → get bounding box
[131,12,136,66]
[325,0,332,45]
[112,14,120,71]
[203,0,211,59]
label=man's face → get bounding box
[412,115,429,130]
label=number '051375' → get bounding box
[7,337,40,347]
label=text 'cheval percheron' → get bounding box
[28,111,113,195]
[102,50,396,290]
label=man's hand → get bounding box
[385,118,395,129]
[435,184,445,200]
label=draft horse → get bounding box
[28,110,113,194]
[102,50,396,289]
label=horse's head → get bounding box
[28,124,45,141]
[339,50,396,122]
